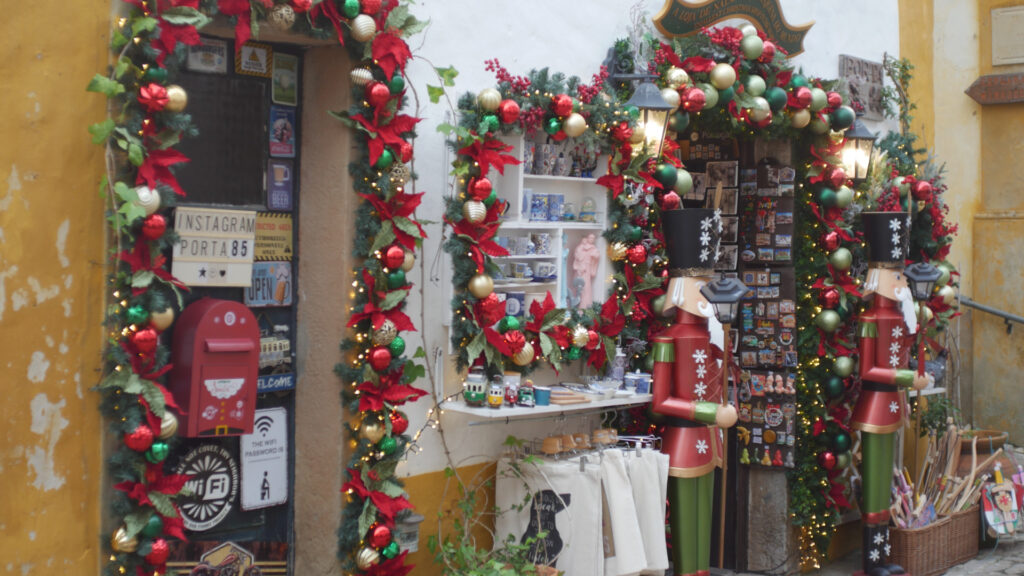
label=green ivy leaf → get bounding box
[89,119,116,144]
[465,332,485,364]
[393,216,423,241]
[385,4,410,29]
[378,480,405,498]
[86,74,125,98]
[123,510,151,538]
[435,66,458,87]
[141,380,167,417]
[119,201,146,225]
[160,6,212,28]
[369,220,397,254]
[427,85,445,104]
[357,500,378,537]
[148,492,178,517]
[132,270,155,289]
[379,288,410,311]
[402,15,429,37]
[133,16,159,34]
[127,143,145,167]
[413,346,426,359]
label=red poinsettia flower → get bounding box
[587,297,626,369]
[342,468,412,522]
[346,269,416,332]
[119,238,189,296]
[136,148,189,197]
[457,137,520,177]
[372,31,411,81]
[355,367,428,411]
[446,215,509,273]
[358,190,427,250]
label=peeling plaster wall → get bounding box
[0,0,109,571]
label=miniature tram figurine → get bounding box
[853,212,932,576]
[652,208,738,576]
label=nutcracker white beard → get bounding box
[864,268,918,334]
[666,277,725,352]
[893,286,919,335]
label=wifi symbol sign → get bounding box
[254,415,274,436]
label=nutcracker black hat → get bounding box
[862,211,909,267]
[662,208,721,276]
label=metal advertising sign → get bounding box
[244,261,292,307]
[839,55,885,121]
[240,408,289,511]
[166,540,289,575]
[175,444,240,532]
[172,207,256,287]
[966,73,1024,106]
[653,0,813,56]
[254,213,293,261]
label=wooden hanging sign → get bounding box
[965,73,1024,106]
[653,0,813,56]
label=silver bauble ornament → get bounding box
[350,68,373,86]
[748,97,770,122]
[356,547,381,570]
[572,326,589,348]
[463,200,487,224]
[477,88,502,112]
[660,88,681,112]
[134,186,161,216]
[350,14,377,42]
[815,310,841,333]
[791,108,812,129]
[710,63,736,90]
[936,265,952,287]
[810,87,828,112]
[835,186,854,209]
[158,412,178,439]
[745,75,766,97]
[834,356,855,378]
[739,23,759,37]
[698,83,719,109]
[740,35,764,60]
[674,170,694,195]
[937,285,956,305]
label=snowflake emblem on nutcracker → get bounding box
[693,349,707,363]
[874,533,885,545]
[869,549,881,563]
[700,231,712,246]
[694,382,707,399]
[890,353,901,367]
[890,342,901,354]
[889,401,900,414]
[889,219,901,232]
[714,209,723,233]
[699,248,710,262]
[891,232,902,246]
[696,439,709,454]
[885,544,891,556]
[696,365,707,379]
[701,217,714,231]
[892,326,903,339]
[891,247,903,259]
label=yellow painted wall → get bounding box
[898,0,935,149]
[0,0,110,572]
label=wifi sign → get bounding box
[254,415,274,436]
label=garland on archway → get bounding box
[88,1,426,575]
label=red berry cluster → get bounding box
[484,58,531,96]
[703,26,744,55]
[576,65,609,104]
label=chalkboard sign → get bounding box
[176,73,267,207]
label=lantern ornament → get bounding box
[699,277,749,326]
[624,81,675,160]
[841,113,877,183]
[904,262,943,302]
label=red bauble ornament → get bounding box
[124,424,155,452]
[141,214,167,240]
[793,86,812,109]
[627,244,648,264]
[469,177,492,200]
[754,113,773,129]
[398,141,414,163]
[759,41,776,63]
[818,451,837,471]
[819,288,841,309]
[551,93,573,117]
[366,82,391,107]
[361,0,382,14]
[585,329,600,350]
[828,167,847,188]
[498,99,521,124]
[503,330,526,354]
[389,411,409,435]
[551,130,568,142]
[145,538,170,565]
[822,231,841,252]
[662,191,681,210]
[132,328,159,355]
[369,347,392,371]
[912,180,933,201]
[368,523,392,548]
[292,0,312,12]
[138,83,169,113]
[474,293,504,326]
[682,87,706,112]
[826,91,843,109]
[383,245,405,269]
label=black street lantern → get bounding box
[699,277,749,326]
[625,80,674,160]
[841,115,877,182]
[904,262,943,302]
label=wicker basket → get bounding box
[889,517,953,576]
[945,505,980,567]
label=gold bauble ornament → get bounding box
[158,412,178,440]
[372,320,398,346]
[562,112,588,138]
[660,87,681,112]
[790,108,811,129]
[747,97,770,122]
[709,63,737,90]
[477,88,502,112]
[150,307,175,331]
[350,68,374,86]
[629,124,645,145]
[463,200,487,224]
[916,302,935,324]
[111,526,138,553]
[165,85,188,113]
[513,341,535,366]
[401,251,415,272]
[665,67,689,89]
[390,162,411,186]
[607,242,627,261]
[828,129,846,144]
[937,285,956,305]
[134,186,161,216]
[468,274,493,298]
[267,4,296,31]
[350,14,377,42]
[356,547,381,570]
[360,419,386,444]
[572,325,589,348]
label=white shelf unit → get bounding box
[441,394,653,424]
[491,135,611,309]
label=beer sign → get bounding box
[245,261,292,307]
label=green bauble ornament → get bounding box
[342,0,360,18]
[145,441,170,464]
[936,265,952,287]
[835,186,854,209]
[387,270,406,289]
[809,113,831,134]
[544,117,562,135]
[834,355,855,377]
[388,336,406,357]
[483,190,497,207]
[831,106,856,130]
[625,105,640,120]
[718,87,735,105]
[374,148,395,170]
[565,346,582,361]
[651,294,667,316]
[829,247,853,271]
[836,304,852,322]
[141,514,164,538]
[815,310,841,333]
[836,452,851,469]
[824,376,845,399]
[832,431,852,453]
[817,187,837,207]
[388,74,406,94]
[789,74,809,89]
[625,224,643,242]
[482,114,500,133]
[765,86,788,112]
[143,67,168,83]
[497,315,521,333]
[381,541,400,559]
[654,164,678,188]
[745,75,766,97]
[809,88,828,112]
[126,305,149,326]
[379,436,397,455]
[740,35,764,60]
[644,353,655,372]
[698,83,719,108]
[674,170,693,195]
[668,111,690,133]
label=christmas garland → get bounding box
[88,1,427,575]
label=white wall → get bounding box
[395,0,901,477]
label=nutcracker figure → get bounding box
[652,208,737,576]
[854,212,931,576]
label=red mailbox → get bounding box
[169,298,260,437]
